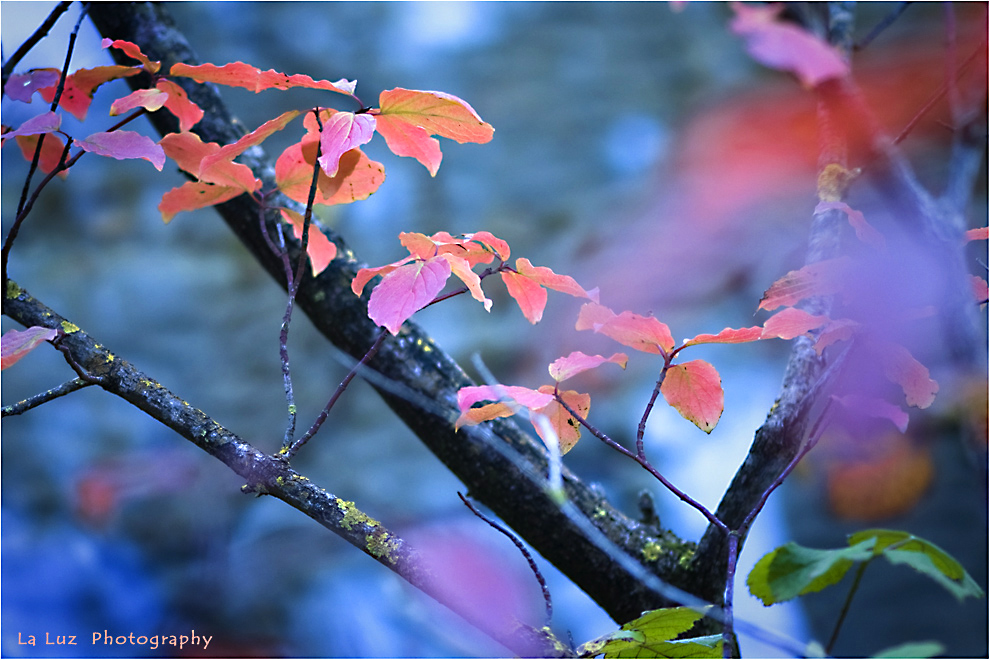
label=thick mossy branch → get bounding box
[2,280,570,658]
[84,1,696,624]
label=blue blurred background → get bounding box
[2,2,986,657]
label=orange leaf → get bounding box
[758,257,849,311]
[158,181,243,223]
[660,359,724,433]
[514,258,599,301]
[534,386,589,454]
[548,351,628,383]
[575,302,675,355]
[760,307,830,340]
[279,209,337,276]
[14,133,68,178]
[169,62,355,95]
[683,326,763,347]
[374,114,443,176]
[368,257,452,334]
[443,254,491,311]
[463,231,511,261]
[159,131,259,192]
[275,141,385,206]
[201,109,302,173]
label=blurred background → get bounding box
[2,2,986,657]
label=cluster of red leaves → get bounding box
[2,39,494,276]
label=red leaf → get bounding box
[5,69,60,102]
[548,351,628,383]
[102,38,161,74]
[575,302,675,355]
[110,88,168,116]
[533,386,590,454]
[880,343,938,409]
[816,201,885,249]
[971,275,989,303]
[731,3,849,88]
[683,326,763,347]
[2,111,60,139]
[1,326,57,370]
[758,257,849,311]
[76,131,165,170]
[317,112,376,177]
[169,62,356,96]
[279,209,338,276]
[964,227,989,243]
[660,359,724,433]
[760,307,830,340]
[38,65,142,121]
[155,80,204,132]
[14,133,68,177]
[368,257,452,334]
[158,181,243,223]
[463,231,511,261]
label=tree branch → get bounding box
[84,1,693,624]
[2,279,568,658]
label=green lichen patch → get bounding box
[6,280,22,298]
[366,531,400,564]
[60,321,80,334]
[337,499,380,531]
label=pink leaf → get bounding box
[110,88,168,116]
[761,307,830,340]
[500,269,548,324]
[575,302,675,355]
[76,131,165,170]
[463,231,511,261]
[816,201,884,249]
[971,275,989,303]
[279,209,338,276]
[813,318,859,354]
[5,69,60,102]
[378,88,494,143]
[1,326,57,370]
[683,326,764,347]
[880,343,939,409]
[731,2,849,88]
[964,227,988,243]
[2,111,61,139]
[317,112,376,177]
[368,257,452,334]
[660,359,724,433]
[456,384,554,412]
[548,351,628,383]
[443,254,491,311]
[514,258,599,301]
[831,394,909,433]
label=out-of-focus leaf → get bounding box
[760,307,830,340]
[549,351,628,383]
[2,326,58,370]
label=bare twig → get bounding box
[1,376,93,417]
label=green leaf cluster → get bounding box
[577,607,722,659]
[747,528,984,606]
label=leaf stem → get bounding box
[282,328,388,460]
[826,559,869,655]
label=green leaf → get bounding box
[747,539,876,605]
[598,607,720,658]
[849,529,985,602]
[871,641,945,658]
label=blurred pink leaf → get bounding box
[2,326,57,370]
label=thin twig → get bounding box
[554,393,727,533]
[1,376,93,417]
[283,328,389,459]
[853,2,910,51]
[458,492,554,626]
[1,1,73,92]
